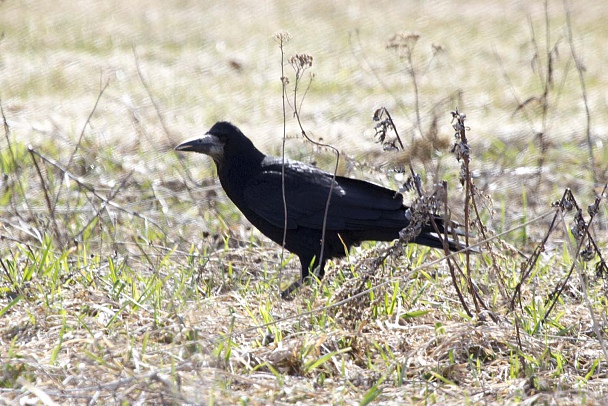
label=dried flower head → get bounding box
[386,32,420,56]
[273,31,291,45]
[373,107,405,152]
[581,243,596,261]
[289,53,314,71]
[570,208,586,240]
[432,43,446,55]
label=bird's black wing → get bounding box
[242,159,407,231]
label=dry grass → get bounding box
[2,0,608,404]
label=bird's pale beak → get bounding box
[174,134,223,159]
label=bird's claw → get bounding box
[280,280,302,300]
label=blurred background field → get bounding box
[1,0,608,404]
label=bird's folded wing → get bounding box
[243,163,406,231]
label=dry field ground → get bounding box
[1,0,608,404]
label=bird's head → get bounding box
[175,121,258,163]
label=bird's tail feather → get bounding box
[414,214,475,253]
[413,233,471,253]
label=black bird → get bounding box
[175,122,464,296]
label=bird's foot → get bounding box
[280,280,302,300]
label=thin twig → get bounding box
[28,147,62,244]
[563,0,596,184]
[291,74,338,280]
[63,79,110,184]
[0,97,37,230]
[72,170,135,242]
[28,147,165,235]
[539,185,607,331]
[510,189,569,310]
[440,181,472,318]
[49,79,110,245]
[133,46,172,147]
[451,110,479,313]
[275,32,291,294]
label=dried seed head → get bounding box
[273,31,291,44]
[570,209,586,240]
[581,244,596,261]
[432,43,446,55]
[289,53,314,70]
[595,261,608,278]
[588,200,599,217]
[386,32,420,52]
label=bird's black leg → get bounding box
[280,257,326,300]
[280,258,310,300]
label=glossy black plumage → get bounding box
[176,122,462,295]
